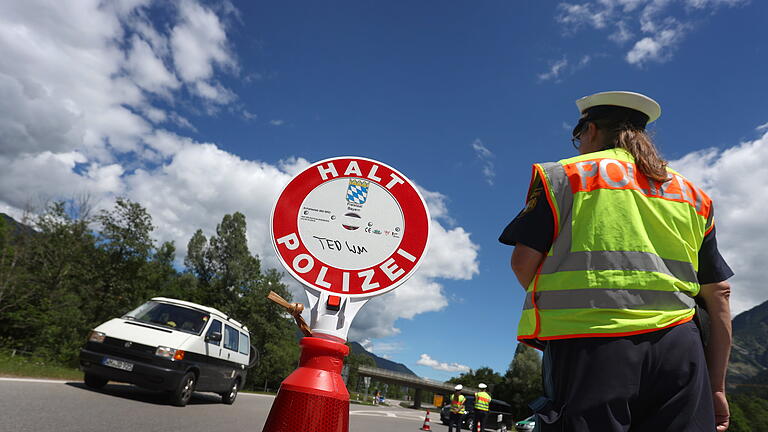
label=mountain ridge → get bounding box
[728,300,768,385]
[348,341,417,376]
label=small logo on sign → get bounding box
[346,179,369,205]
[124,342,132,348]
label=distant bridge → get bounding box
[356,365,479,408]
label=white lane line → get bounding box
[239,392,276,398]
[349,410,425,421]
[0,377,72,384]
[0,378,275,399]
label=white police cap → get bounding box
[454,384,463,391]
[478,383,487,389]
[576,91,661,125]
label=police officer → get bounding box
[448,384,467,432]
[499,91,733,431]
[473,383,491,431]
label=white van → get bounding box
[79,297,254,406]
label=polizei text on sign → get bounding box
[270,157,430,297]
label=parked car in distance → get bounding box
[79,297,256,406]
[440,395,515,430]
[515,415,536,431]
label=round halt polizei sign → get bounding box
[271,156,430,297]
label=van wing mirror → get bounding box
[206,331,222,342]
[248,344,259,368]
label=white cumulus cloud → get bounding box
[538,57,569,82]
[171,0,235,84]
[0,0,481,344]
[538,54,593,82]
[417,354,471,373]
[471,139,496,186]
[554,0,747,66]
[670,130,768,316]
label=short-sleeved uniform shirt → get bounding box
[499,174,733,284]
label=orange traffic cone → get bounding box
[420,410,431,431]
[476,417,482,432]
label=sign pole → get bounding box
[262,157,430,432]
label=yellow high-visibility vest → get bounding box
[450,394,466,414]
[474,391,491,411]
[517,148,713,347]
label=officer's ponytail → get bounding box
[597,120,670,183]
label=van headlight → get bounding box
[88,331,106,343]
[155,346,185,361]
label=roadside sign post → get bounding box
[363,376,371,402]
[262,157,430,432]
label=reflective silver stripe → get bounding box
[537,162,573,268]
[539,250,698,283]
[537,162,571,230]
[523,288,695,311]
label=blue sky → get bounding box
[1,0,767,380]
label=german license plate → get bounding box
[102,357,134,371]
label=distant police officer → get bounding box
[500,91,733,431]
[473,383,491,431]
[448,384,467,432]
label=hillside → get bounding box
[349,341,417,376]
[0,213,35,236]
[729,300,768,385]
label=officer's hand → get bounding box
[713,391,729,431]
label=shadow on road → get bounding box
[65,382,222,406]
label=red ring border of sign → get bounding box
[270,156,431,298]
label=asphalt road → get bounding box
[0,378,464,432]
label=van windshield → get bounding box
[123,301,210,335]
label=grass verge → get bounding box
[0,352,82,381]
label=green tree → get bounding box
[0,213,34,316]
[495,343,543,419]
[729,392,768,431]
[1,201,99,363]
[185,213,262,312]
[345,349,376,392]
[184,229,212,284]
[447,366,504,391]
[2,199,184,364]
[96,198,155,261]
[92,198,160,321]
[183,212,299,390]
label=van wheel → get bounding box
[84,373,108,389]
[220,379,240,405]
[170,372,196,407]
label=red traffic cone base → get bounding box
[420,409,431,430]
[262,337,350,432]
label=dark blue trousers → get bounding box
[472,410,488,431]
[533,321,715,432]
[448,412,463,432]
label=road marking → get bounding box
[0,378,276,399]
[0,379,277,397]
[239,392,276,398]
[350,410,425,421]
[0,377,71,384]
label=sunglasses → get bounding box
[571,124,586,149]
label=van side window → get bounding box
[206,320,222,346]
[239,332,249,355]
[224,324,239,352]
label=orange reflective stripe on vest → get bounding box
[474,392,491,411]
[563,158,712,217]
[450,394,466,413]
